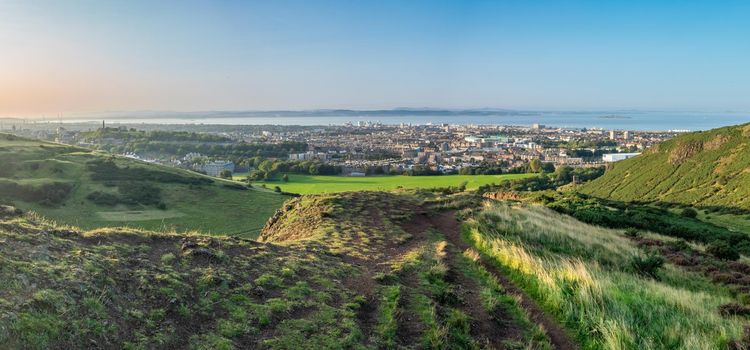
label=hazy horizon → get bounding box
[3,1,750,116]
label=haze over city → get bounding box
[3,0,750,116]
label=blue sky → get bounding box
[1,0,749,115]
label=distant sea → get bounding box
[50,110,750,131]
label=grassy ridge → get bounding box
[0,134,286,237]
[581,123,750,210]
[0,206,364,349]
[253,173,534,194]
[465,202,745,349]
[0,191,552,349]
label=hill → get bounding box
[0,134,287,237]
[581,123,750,210]
[0,192,556,349]
[5,186,750,348]
[466,200,747,349]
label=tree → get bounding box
[554,166,573,183]
[219,170,233,179]
[541,162,555,173]
[681,208,698,218]
[529,159,543,173]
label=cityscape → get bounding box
[1,119,677,179]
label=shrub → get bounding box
[86,191,120,206]
[623,228,641,238]
[0,180,72,206]
[706,240,740,261]
[667,239,691,251]
[219,170,233,179]
[118,182,162,205]
[274,186,281,193]
[630,254,665,279]
[681,208,698,218]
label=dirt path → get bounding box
[431,210,579,350]
[442,231,524,348]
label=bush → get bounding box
[706,240,740,261]
[219,170,233,179]
[667,239,691,251]
[118,182,162,205]
[630,254,665,279]
[681,208,698,218]
[0,180,72,206]
[624,228,641,238]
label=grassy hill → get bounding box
[0,134,287,238]
[5,184,750,348]
[0,192,555,349]
[581,123,750,210]
[466,201,747,349]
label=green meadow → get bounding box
[251,173,534,194]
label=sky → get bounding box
[1,0,750,116]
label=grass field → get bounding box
[252,173,534,194]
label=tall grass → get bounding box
[467,202,745,349]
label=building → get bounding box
[289,151,328,161]
[609,130,616,140]
[203,161,235,176]
[602,153,640,162]
[623,131,630,140]
[532,123,545,130]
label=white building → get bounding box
[602,153,640,162]
[203,161,235,176]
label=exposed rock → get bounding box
[668,140,703,165]
[0,205,23,219]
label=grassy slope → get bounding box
[0,134,286,238]
[581,123,750,210]
[0,205,364,349]
[0,192,551,349]
[263,191,552,349]
[465,201,746,349]
[257,173,534,195]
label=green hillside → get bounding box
[0,134,286,237]
[0,192,554,349]
[581,123,750,210]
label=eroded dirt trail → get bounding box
[431,210,579,350]
[441,229,524,348]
